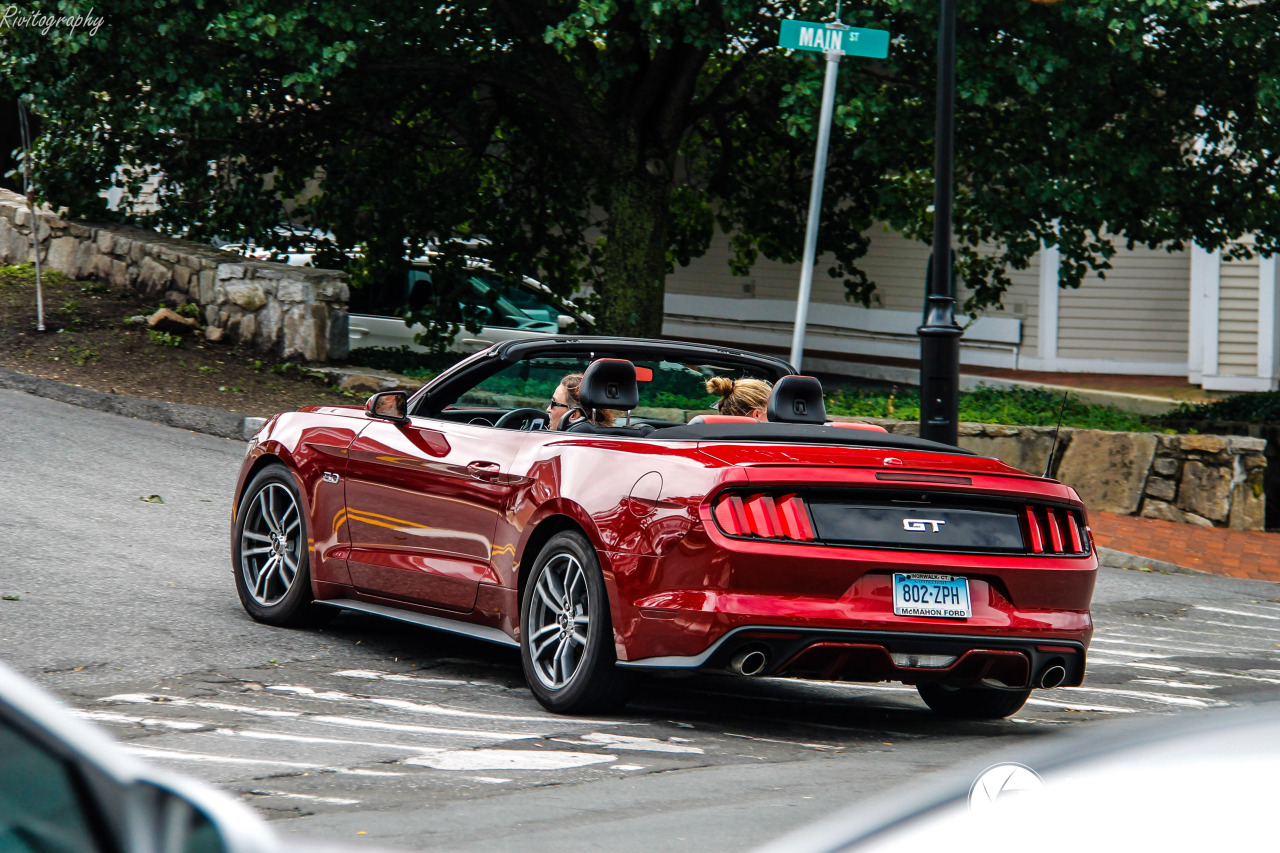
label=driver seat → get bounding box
[561,358,654,437]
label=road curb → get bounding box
[0,366,259,440]
[1096,546,1202,576]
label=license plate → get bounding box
[893,573,971,618]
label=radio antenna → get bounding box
[1042,391,1069,478]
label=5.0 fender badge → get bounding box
[322,472,340,484]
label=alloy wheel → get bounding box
[527,553,591,689]
[239,482,303,607]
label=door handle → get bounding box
[467,461,501,480]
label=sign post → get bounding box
[778,19,889,370]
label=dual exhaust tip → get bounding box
[729,650,1068,688]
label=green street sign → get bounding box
[778,19,889,58]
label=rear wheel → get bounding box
[916,683,1032,719]
[233,463,332,627]
[520,531,633,714]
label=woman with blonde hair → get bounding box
[706,376,772,421]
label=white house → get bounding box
[664,227,1277,392]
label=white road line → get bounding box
[1091,636,1269,657]
[1099,626,1271,653]
[1075,644,1172,659]
[721,733,838,751]
[333,670,470,687]
[248,790,361,806]
[1091,659,1280,686]
[127,745,405,776]
[264,684,620,725]
[1055,687,1223,708]
[1129,679,1218,690]
[574,733,705,754]
[211,728,445,753]
[308,715,536,741]
[405,749,617,771]
[77,711,207,731]
[1024,698,1137,713]
[1197,605,1280,622]
[1200,619,1280,636]
[101,694,301,718]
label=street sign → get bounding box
[779,19,889,58]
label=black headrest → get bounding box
[578,358,639,411]
[767,375,826,424]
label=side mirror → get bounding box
[365,390,409,423]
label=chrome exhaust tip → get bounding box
[1038,664,1067,689]
[729,649,768,677]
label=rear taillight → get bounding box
[713,493,816,542]
[1025,505,1088,555]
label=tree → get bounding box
[4,1,1280,343]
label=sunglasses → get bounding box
[548,401,569,410]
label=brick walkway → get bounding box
[1090,511,1280,583]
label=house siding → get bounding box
[1055,245,1190,364]
[1218,250,1260,376]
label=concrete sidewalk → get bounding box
[1092,511,1280,584]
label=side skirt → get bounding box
[315,598,519,648]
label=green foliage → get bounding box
[146,329,183,348]
[174,302,201,319]
[1166,392,1280,424]
[0,264,69,286]
[827,384,1152,432]
[7,1,1280,340]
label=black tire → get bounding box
[232,463,333,627]
[916,683,1032,719]
[520,531,634,714]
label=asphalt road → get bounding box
[5,387,1280,851]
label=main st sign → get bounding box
[778,19,890,58]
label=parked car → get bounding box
[231,337,1096,716]
[345,259,591,354]
[0,658,282,853]
[218,240,590,354]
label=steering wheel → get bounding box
[493,407,551,431]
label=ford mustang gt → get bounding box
[231,337,1096,718]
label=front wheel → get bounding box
[232,463,332,627]
[520,531,633,714]
[916,683,1031,719]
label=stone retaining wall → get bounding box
[0,189,349,362]
[850,417,1267,531]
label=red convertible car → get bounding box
[232,337,1095,718]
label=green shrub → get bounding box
[827,384,1152,432]
[1165,392,1280,423]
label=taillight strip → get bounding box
[1025,506,1045,553]
[1046,508,1065,552]
[714,493,816,542]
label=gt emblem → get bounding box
[903,518,946,532]
[322,472,340,484]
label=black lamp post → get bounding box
[918,0,962,445]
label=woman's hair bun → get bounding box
[706,376,736,396]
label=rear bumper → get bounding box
[617,625,1087,690]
